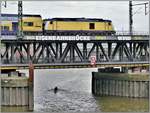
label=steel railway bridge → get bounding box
[1,34,149,69]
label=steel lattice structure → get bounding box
[1,40,149,65]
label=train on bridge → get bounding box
[1,14,115,36]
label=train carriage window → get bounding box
[89,23,95,29]
[24,22,33,26]
[1,26,9,31]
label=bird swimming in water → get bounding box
[54,86,58,94]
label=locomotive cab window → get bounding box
[89,23,95,29]
[24,22,33,26]
[108,22,111,26]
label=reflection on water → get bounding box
[16,68,149,112]
[95,96,149,112]
[37,88,98,112]
[1,106,29,112]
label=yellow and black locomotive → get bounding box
[1,14,115,36]
[43,18,115,35]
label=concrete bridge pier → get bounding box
[1,64,34,112]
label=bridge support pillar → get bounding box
[1,68,34,112]
[27,44,30,63]
[28,63,34,111]
[10,45,15,63]
[70,45,74,63]
[119,45,123,61]
[108,42,112,61]
[83,43,87,62]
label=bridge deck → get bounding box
[1,61,149,69]
[1,39,149,43]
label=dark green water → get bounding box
[95,96,149,112]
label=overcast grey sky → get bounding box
[1,1,149,32]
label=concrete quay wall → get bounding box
[92,72,149,98]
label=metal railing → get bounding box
[116,31,149,36]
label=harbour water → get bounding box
[21,68,99,112]
[17,68,149,112]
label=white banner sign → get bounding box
[35,35,90,41]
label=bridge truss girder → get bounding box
[1,40,149,64]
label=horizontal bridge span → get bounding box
[1,35,149,41]
[1,62,149,70]
[1,39,148,44]
[1,39,149,66]
[1,39,149,43]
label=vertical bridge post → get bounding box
[28,63,34,111]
